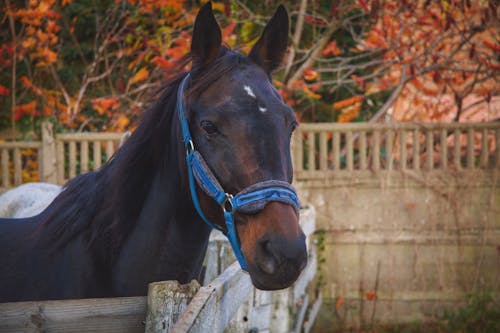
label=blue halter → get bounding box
[177,74,300,271]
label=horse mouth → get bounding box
[247,256,308,291]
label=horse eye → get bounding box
[200,120,218,135]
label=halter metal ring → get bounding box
[222,194,234,213]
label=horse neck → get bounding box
[109,99,212,295]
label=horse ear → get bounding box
[249,5,289,74]
[191,2,222,70]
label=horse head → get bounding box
[183,3,307,290]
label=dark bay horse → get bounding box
[0,3,307,302]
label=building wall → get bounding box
[296,170,499,326]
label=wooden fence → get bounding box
[0,207,318,333]
[293,122,500,180]
[1,122,499,192]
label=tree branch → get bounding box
[286,19,339,89]
[284,0,307,80]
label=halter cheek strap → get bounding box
[177,74,300,271]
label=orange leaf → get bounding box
[405,203,417,210]
[337,104,360,123]
[0,85,10,96]
[222,22,237,39]
[43,49,57,64]
[483,38,500,52]
[92,97,120,115]
[151,56,174,69]
[303,85,321,99]
[333,96,363,109]
[336,296,345,308]
[115,115,130,130]
[322,40,341,56]
[14,101,39,120]
[304,69,318,81]
[365,291,376,301]
[22,37,36,50]
[129,67,149,85]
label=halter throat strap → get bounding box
[177,74,300,271]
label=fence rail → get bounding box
[1,122,499,192]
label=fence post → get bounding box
[41,122,57,184]
[145,280,200,333]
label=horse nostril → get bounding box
[260,257,277,275]
[256,240,277,275]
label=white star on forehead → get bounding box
[243,85,256,98]
[259,106,267,113]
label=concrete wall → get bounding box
[296,170,499,327]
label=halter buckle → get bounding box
[186,140,194,155]
[222,194,234,213]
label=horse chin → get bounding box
[246,262,305,291]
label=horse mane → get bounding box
[37,47,241,258]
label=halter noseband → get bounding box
[177,74,300,271]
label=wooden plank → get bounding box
[496,128,500,168]
[93,141,102,170]
[454,129,461,169]
[69,141,76,178]
[203,238,220,285]
[37,147,43,182]
[57,133,123,141]
[360,131,367,170]
[319,131,327,171]
[307,132,315,171]
[145,280,199,333]
[1,149,9,188]
[41,122,57,183]
[413,129,420,170]
[270,290,291,333]
[385,130,394,171]
[292,294,309,333]
[426,130,434,171]
[225,297,251,333]
[440,128,447,169]
[292,131,303,173]
[373,130,380,171]
[248,302,272,331]
[293,247,317,304]
[400,130,407,171]
[333,131,340,171]
[466,128,474,169]
[13,148,22,185]
[303,293,323,333]
[0,296,146,333]
[0,142,41,149]
[480,128,488,168]
[346,131,353,172]
[106,141,114,161]
[298,121,499,132]
[80,141,89,173]
[56,141,65,185]
[171,263,252,333]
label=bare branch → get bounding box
[286,19,339,88]
[284,0,307,80]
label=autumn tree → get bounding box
[281,0,499,123]
[1,1,498,138]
